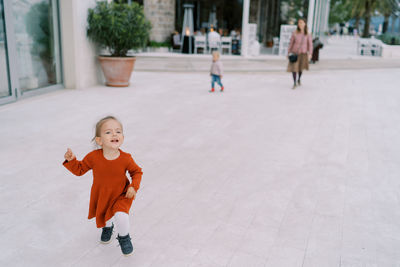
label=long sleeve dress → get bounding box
[63,149,143,228]
[287,32,313,72]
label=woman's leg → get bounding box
[292,72,297,84]
[298,71,302,85]
[114,211,130,237]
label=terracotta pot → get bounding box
[98,56,136,87]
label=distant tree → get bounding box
[329,0,399,36]
[329,0,352,25]
[377,0,399,33]
[350,0,379,37]
[284,0,309,21]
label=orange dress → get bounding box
[63,149,143,228]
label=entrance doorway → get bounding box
[0,0,63,105]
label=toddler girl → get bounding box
[63,116,143,256]
[210,51,224,92]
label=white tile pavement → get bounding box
[1,68,400,266]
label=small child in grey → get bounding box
[209,51,224,92]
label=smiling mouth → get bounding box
[111,140,119,143]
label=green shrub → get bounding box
[148,41,171,48]
[377,33,400,45]
[87,1,151,56]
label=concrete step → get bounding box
[134,54,400,72]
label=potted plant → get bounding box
[87,1,151,87]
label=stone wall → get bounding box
[144,0,176,42]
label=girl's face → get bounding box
[213,54,219,61]
[298,19,306,30]
[95,119,124,150]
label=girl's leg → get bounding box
[217,76,223,88]
[292,72,297,84]
[114,211,130,236]
[105,218,113,227]
[101,217,114,243]
[298,71,302,82]
[114,211,134,256]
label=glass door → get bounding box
[1,0,63,105]
[11,0,62,95]
[0,0,15,104]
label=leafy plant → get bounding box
[87,1,151,57]
[148,41,171,48]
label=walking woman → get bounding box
[287,18,313,89]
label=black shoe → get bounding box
[297,80,301,86]
[117,234,133,256]
[100,223,114,244]
[292,83,297,89]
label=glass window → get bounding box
[12,0,62,93]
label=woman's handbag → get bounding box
[288,53,298,63]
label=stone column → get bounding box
[307,0,315,36]
[144,0,176,42]
[241,0,250,57]
[307,0,330,37]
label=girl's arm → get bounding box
[63,151,93,176]
[127,155,143,192]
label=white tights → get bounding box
[105,212,130,236]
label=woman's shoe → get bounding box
[100,223,114,244]
[297,80,301,86]
[117,234,133,256]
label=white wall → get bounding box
[382,44,400,58]
[59,0,103,89]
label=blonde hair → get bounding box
[212,51,220,59]
[92,116,123,142]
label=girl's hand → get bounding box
[64,148,76,162]
[125,187,136,199]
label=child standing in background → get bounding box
[210,51,224,93]
[63,116,143,256]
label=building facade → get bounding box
[0,0,330,105]
[148,0,330,55]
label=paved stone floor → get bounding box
[1,68,400,266]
